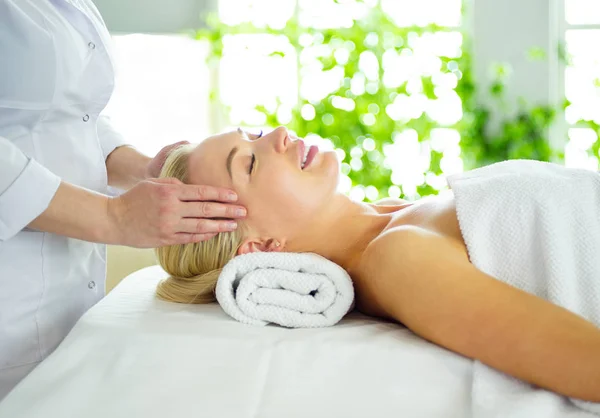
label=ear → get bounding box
[237,238,284,255]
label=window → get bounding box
[103,1,463,200]
[217,0,463,200]
[103,34,211,157]
[562,0,600,170]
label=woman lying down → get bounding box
[153,126,600,405]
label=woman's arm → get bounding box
[105,141,191,190]
[361,226,600,402]
[105,145,151,190]
[29,179,243,247]
[0,137,61,241]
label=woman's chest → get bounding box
[351,191,470,318]
[393,190,467,253]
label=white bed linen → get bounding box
[0,266,473,418]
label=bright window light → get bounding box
[563,1,600,170]
[217,0,463,198]
[299,0,373,29]
[381,0,461,27]
[566,0,600,25]
[565,128,599,170]
[564,30,600,124]
[219,34,298,126]
[103,34,211,157]
[219,0,295,28]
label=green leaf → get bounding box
[527,47,547,61]
[490,81,504,98]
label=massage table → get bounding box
[0,266,474,418]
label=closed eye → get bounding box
[238,127,260,176]
[248,131,261,175]
[248,154,256,175]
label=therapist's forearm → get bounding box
[105,145,151,190]
[28,181,117,244]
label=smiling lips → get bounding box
[297,139,319,170]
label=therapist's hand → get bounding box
[107,177,246,248]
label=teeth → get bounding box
[301,145,310,169]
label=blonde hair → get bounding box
[155,145,244,304]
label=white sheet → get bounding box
[0,266,473,418]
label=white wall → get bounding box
[471,0,564,150]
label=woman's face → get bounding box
[187,127,340,248]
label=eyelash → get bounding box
[248,131,262,175]
[249,154,255,175]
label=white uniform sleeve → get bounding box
[0,138,61,241]
[97,114,128,160]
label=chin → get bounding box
[319,151,341,189]
[319,150,339,170]
[304,151,340,191]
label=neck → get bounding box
[288,194,402,272]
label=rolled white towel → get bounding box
[215,252,354,328]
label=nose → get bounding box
[270,126,289,154]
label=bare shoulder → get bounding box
[354,225,466,318]
[355,223,533,353]
[365,224,468,271]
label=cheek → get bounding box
[245,177,312,230]
[257,182,309,215]
[245,199,301,236]
[244,154,339,230]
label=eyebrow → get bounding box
[226,146,238,181]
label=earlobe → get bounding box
[269,240,283,252]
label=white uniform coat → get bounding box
[0,0,126,399]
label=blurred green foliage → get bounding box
[195,2,564,200]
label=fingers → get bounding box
[176,184,238,203]
[178,218,239,235]
[180,201,246,218]
[151,179,238,203]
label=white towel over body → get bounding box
[215,252,354,328]
[447,159,600,417]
